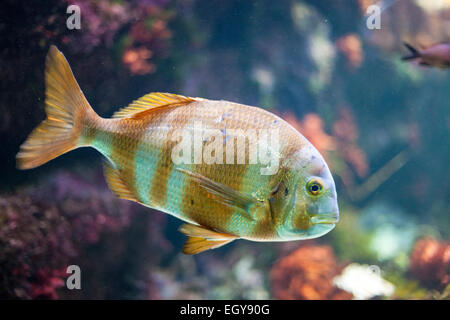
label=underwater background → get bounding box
[0,0,448,299]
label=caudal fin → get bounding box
[401,42,421,61]
[16,45,98,169]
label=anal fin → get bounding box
[103,161,138,202]
[179,223,238,255]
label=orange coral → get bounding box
[270,245,352,300]
[335,34,363,68]
[333,107,369,178]
[282,108,368,182]
[122,47,155,75]
[282,112,336,156]
[409,238,450,288]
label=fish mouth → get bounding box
[310,213,339,225]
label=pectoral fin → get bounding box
[179,223,238,255]
[176,167,261,221]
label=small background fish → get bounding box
[402,42,450,69]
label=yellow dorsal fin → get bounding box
[103,161,138,202]
[113,92,195,119]
[179,223,237,255]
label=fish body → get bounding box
[402,42,450,69]
[17,46,339,254]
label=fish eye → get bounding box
[306,178,323,196]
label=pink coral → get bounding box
[0,171,134,299]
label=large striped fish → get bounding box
[17,46,339,254]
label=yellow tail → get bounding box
[16,45,98,169]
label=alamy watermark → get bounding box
[366,5,381,30]
[170,121,280,175]
[66,5,81,30]
[66,264,81,290]
[65,4,382,32]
